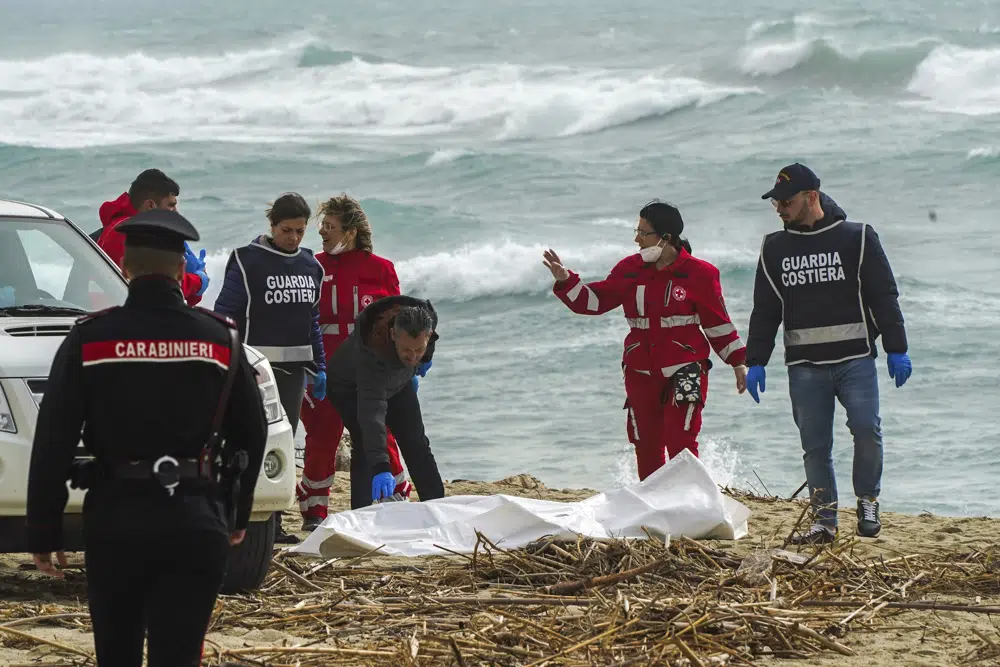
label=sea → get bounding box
[1,0,998,518]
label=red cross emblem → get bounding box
[672,286,687,302]
[361,294,374,308]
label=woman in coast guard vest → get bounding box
[214,192,326,544]
[543,200,748,482]
[296,194,415,531]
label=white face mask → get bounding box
[326,240,347,256]
[640,242,664,263]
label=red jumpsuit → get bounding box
[553,248,746,480]
[97,193,205,306]
[297,249,412,520]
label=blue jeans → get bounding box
[788,356,883,528]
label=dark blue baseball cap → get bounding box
[761,163,821,200]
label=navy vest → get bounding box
[759,220,872,365]
[232,238,323,364]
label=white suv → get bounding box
[0,199,295,592]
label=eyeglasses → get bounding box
[319,221,343,233]
[771,191,814,208]
[634,228,659,237]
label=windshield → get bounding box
[0,217,128,313]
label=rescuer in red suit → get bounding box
[297,194,413,530]
[97,169,209,306]
[543,200,748,481]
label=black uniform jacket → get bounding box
[326,295,438,475]
[25,275,268,553]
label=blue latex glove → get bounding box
[313,370,327,400]
[411,375,419,392]
[887,352,912,388]
[416,360,432,377]
[372,472,395,502]
[0,286,14,308]
[746,366,766,403]
[184,244,207,274]
[194,269,210,297]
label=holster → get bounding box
[221,450,249,530]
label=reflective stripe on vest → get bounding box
[703,323,736,338]
[784,322,868,347]
[660,361,692,377]
[566,281,599,312]
[253,344,314,363]
[662,314,699,328]
[627,315,702,330]
[319,323,354,336]
[718,338,744,361]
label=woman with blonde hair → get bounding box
[296,194,417,529]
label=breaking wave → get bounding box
[736,16,1000,115]
[905,45,1000,116]
[0,36,757,149]
[198,239,758,307]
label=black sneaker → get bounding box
[856,498,881,537]
[789,523,837,545]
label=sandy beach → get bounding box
[1,470,998,666]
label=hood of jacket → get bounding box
[784,191,847,232]
[357,294,439,365]
[99,192,136,229]
[819,192,847,222]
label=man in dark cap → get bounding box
[745,162,912,544]
[25,208,268,666]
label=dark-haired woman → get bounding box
[214,192,326,544]
[543,200,748,481]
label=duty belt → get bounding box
[112,456,214,497]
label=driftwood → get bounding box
[2,488,999,666]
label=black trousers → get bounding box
[272,363,306,534]
[272,363,306,435]
[330,382,445,509]
[84,526,229,666]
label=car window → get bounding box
[0,219,128,312]
[16,229,73,299]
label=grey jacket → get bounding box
[326,295,438,474]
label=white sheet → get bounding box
[291,449,751,559]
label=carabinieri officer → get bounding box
[25,208,268,666]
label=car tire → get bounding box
[221,513,276,594]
